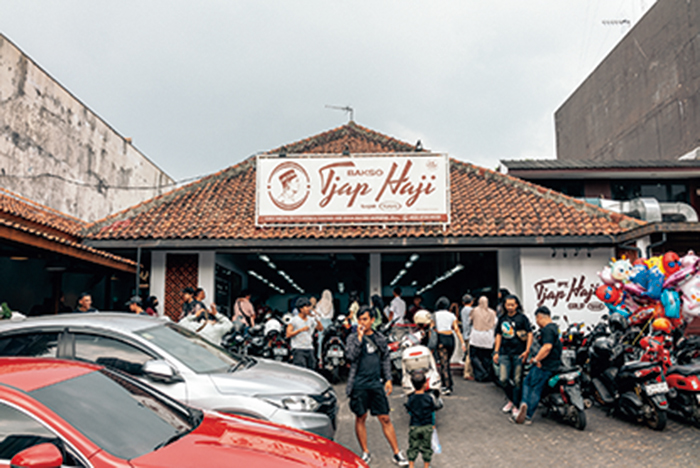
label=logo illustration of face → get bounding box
[610,259,632,282]
[267,161,311,211]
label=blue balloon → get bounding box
[661,289,680,319]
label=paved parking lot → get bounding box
[332,375,700,467]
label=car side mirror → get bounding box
[10,443,63,468]
[142,359,183,384]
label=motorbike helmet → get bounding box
[590,336,614,361]
[651,317,672,334]
[608,313,629,334]
[413,310,432,326]
[264,319,283,337]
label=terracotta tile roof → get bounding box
[0,188,85,238]
[85,123,644,242]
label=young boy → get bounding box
[404,372,437,468]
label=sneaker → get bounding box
[392,451,409,466]
[502,401,514,413]
[512,406,519,417]
[515,403,528,424]
[443,388,453,396]
[361,452,371,464]
[524,418,533,425]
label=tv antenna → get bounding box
[602,18,631,33]
[325,105,354,122]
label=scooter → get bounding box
[262,316,292,362]
[320,315,348,383]
[538,364,587,430]
[587,333,669,430]
[400,329,443,410]
[640,333,700,427]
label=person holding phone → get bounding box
[345,306,409,466]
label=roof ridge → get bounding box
[267,121,418,154]
[450,158,646,229]
[84,157,255,236]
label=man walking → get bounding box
[389,287,406,324]
[460,294,475,380]
[73,292,98,313]
[286,297,323,370]
[514,306,562,424]
[493,295,532,417]
[346,306,409,466]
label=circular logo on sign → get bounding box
[267,161,311,211]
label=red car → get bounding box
[0,357,365,468]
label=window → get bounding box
[74,334,154,375]
[0,402,85,467]
[0,333,58,358]
[31,369,195,460]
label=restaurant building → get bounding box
[85,122,648,325]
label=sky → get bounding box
[0,0,656,182]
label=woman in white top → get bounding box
[433,296,466,395]
[315,289,335,360]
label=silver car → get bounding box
[0,313,337,439]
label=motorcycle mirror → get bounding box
[552,315,561,321]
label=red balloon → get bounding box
[663,252,681,276]
[596,284,621,304]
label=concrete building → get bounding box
[0,33,173,222]
[555,0,700,163]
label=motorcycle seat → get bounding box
[620,361,656,372]
[556,364,579,374]
[666,363,700,377]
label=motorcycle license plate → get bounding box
[273,348,288,356]
[327,349,344,357]
[645,382,669,396]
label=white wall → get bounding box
[0,34,173,222]
[151,251,166,317]
[518,247,613,327]
[498,248,522,299]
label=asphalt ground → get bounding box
[332,374,700,468]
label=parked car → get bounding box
[0,357,364,468]
[0,313,337,439]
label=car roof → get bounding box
[0,357,100,392]
[0,312,168,335]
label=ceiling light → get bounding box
[259,255,270,263]
[410,254,420,262]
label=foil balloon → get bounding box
[679,273,700,319]
[662,252,681,277]
[645,256,665,275]
[598,266,616,285]
[596,284,622,305]
[628,303,661,326]
[680,250,700,269]
[610,258,633,283]
[661,289,680,319]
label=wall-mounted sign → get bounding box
[520,248,613,327]
[256,153,450,225]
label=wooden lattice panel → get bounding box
[165,254,198,321]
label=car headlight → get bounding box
[263,395,320,412]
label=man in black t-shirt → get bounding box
[346,306,409,466]
[514,306,563,424]
[493,295,532,416]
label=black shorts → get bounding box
[349,387,390,417]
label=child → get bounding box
[404,371,437,468]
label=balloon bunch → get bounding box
[595,251,700,332]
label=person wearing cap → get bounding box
[286,296,323,370]
[126,296,146,315]
[74,292,98,313]
[513,306,562,425]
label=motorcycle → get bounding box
[262,315,292,362]
[586,332,669,430]
[640,333,700,427]
[400,330,443,411]
[320,315,348,383]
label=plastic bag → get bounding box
[431,428,442,454]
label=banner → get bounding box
[256,153,450,225]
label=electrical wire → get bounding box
[0,171,204,191]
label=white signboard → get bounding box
[520,248,613,327]
[256,153,449,225]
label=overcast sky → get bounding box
[0,0,656,182]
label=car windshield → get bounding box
[31,368,197,460]
[136,323,241,374]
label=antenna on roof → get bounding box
[325,105,354,122]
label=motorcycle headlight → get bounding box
[263,394,320,412]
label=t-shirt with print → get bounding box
[539,322,562,373]
[289,315,316,350]
[354,335,383,390]
[496,313,532,356]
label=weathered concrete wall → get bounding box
[0,34,173,222]
[555,0,700,162]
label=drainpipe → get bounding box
[646,233,667,258]
[619,240,643,260]
[135,246,142,296]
